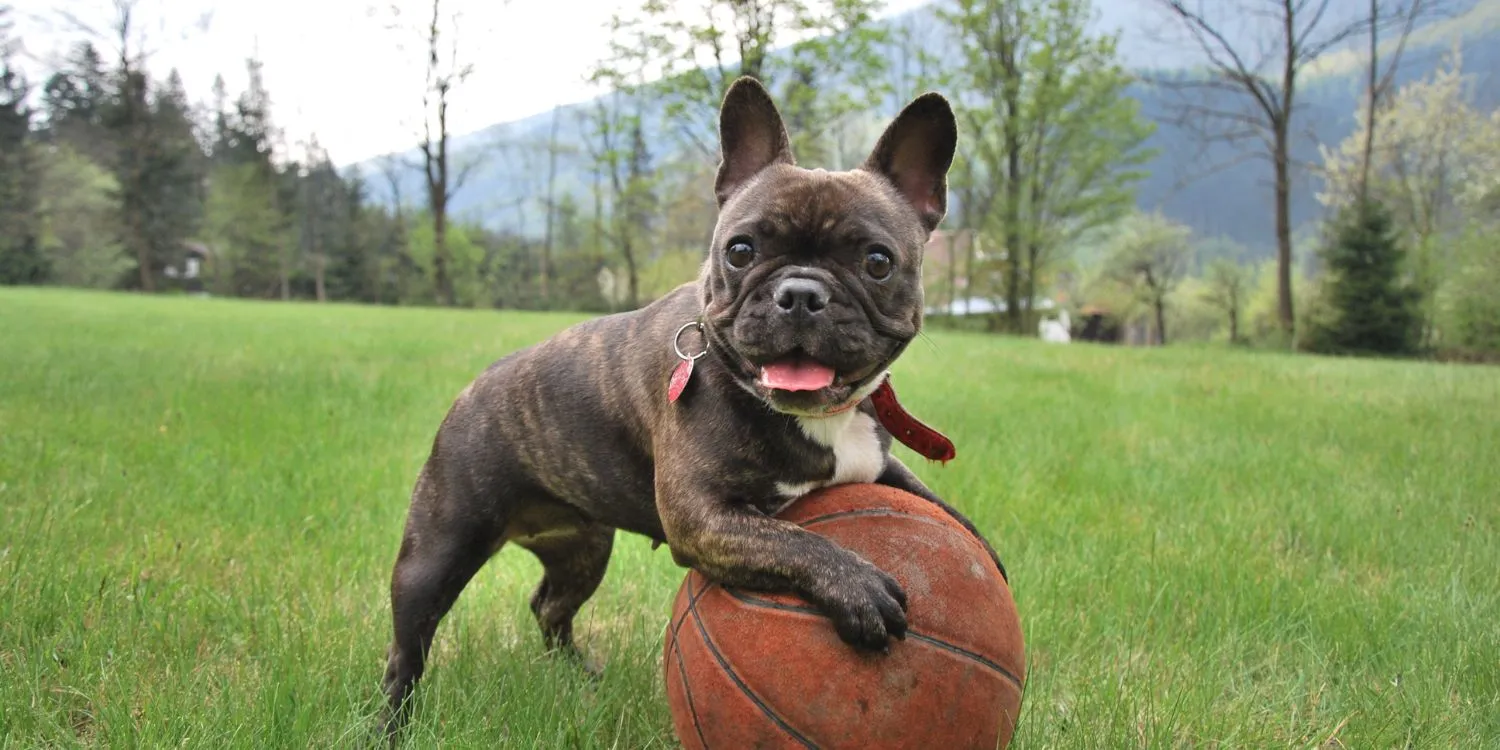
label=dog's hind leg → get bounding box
[381,467,504,737]
[513,518,615,670]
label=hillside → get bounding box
[349,0,1500,260]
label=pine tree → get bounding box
[0,6,48,284]
[42,42,112,165]
[1307,198,1421,356]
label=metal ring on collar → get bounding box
[673,321,708,361]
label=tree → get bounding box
[42,42,112,166]
[939,0,1155,333]
[1104,211,1193,345]
[1305,198,1420,356]
[1437,224,1500,357]
[1145,0,1447,339]
[100,0,156,290]
[141,69,205,286]
[205,57,288,298]
[538,105,576,306]
[297,138,345,302]
[1355,0,1434,203]
[596,0,889,163]
[1201,257,1251,343]
[583,86,656,311]
[0,4,47,285]
[35,145,129,288]
[408,0,480,307]
[1318,48,1500,344]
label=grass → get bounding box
[1,287,1497,748]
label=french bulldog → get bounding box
[381,76,1006,734]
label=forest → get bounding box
[2,0,1498,358]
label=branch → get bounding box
[1153,0,1280,118]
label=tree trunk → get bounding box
[433,205,452,306]
[314,253,326,302]
[622,237,638,310]
[1276,1,1297,338]
[1002,128,1023,333]
[1000,9,1024,334]
[1359,0,1380,203]
[541,105,561,306]
[132,217,152,291]
[1155,298,1167,346]
[1229,305,1239,343]
[964,233,977,317]
[1023,242,1041,334]
[946,232,957,317]
[1273,126,1294,336]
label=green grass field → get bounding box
[2,287,1497,748]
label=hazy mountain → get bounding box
[350,0,1500,259]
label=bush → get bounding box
[1435,225,1500,357]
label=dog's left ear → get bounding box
[861,93,957,233]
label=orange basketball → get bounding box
[662,483,1025,750]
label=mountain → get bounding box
[349,0,1500,260]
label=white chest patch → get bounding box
[774,411,886,501]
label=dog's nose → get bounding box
[774,277,830,315]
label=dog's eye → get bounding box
[864,248,894,280]
[725,239,755,270]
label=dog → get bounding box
[381,76,1006,733]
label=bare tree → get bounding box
[1145,0,1445,338]
[538,105,580,306]
[411,0,480,307]
[1357,0,1435,202]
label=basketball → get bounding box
[662,483,1025,750]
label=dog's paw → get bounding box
[809,557,908,651]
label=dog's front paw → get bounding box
[807,556,909,651]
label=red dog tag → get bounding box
[668,358,694,403]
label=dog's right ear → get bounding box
[714,77,795,206]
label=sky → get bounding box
[15,0,932,167]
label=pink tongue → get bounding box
[760,359,837,392]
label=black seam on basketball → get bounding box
[905,632,1024,689]
[688,594,820,749]
[670,625,711,750]
[671,573,716,639]
[720,589,1024,690]
[793,508,910,527]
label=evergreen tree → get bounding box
[42,42,112,166]
[203,58,290,298]
[141,69,205,285]
[0,6,48,284]
[1306,199,1422,356]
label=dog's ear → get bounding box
[861,92,957,233]
[714,77,795,206]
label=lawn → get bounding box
[1,287,1497,748]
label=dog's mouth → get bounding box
[757,352,837,392]
[738,348,883,416]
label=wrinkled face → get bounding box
[701,164,927,416]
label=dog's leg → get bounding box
[381,468,502,737]
[514,522,614,673]
[877,456,1008,582]
[659,471,910,651]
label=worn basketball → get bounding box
[662,483,1025,750]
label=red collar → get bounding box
[868,379,956,464]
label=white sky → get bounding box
[14,0,932,167]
